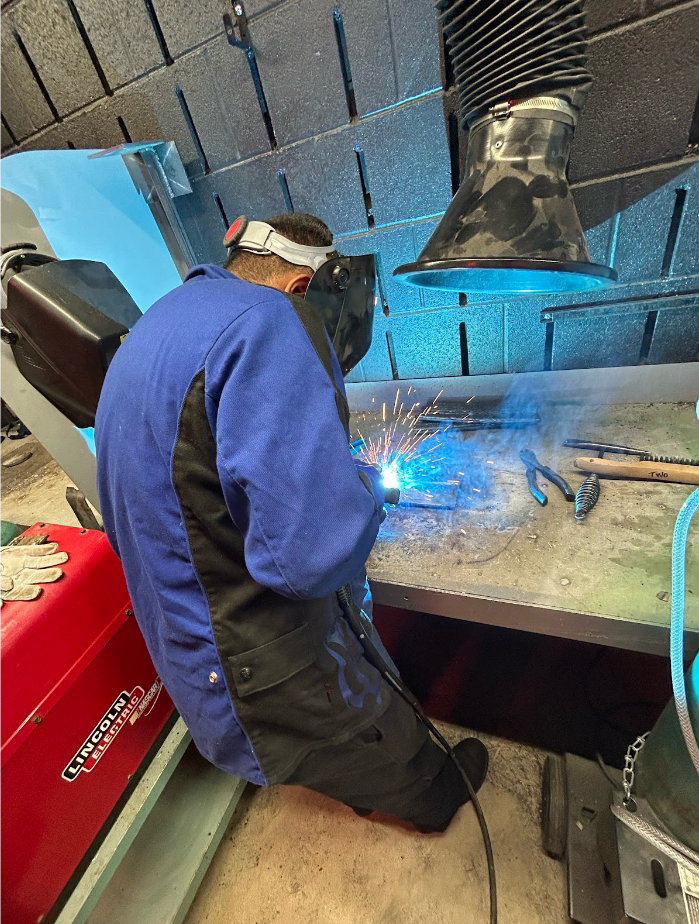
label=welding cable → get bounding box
[336,584,497,924]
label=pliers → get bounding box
[520,449,575,506]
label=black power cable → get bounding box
[336,584,497,924]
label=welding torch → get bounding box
[351,438,401,506]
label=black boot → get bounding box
[452,737,489,798]
[413,737,489,834]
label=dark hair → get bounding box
[223,212,333,283]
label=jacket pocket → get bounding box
[229,623,317,697]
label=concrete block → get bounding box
[387,0,443,104]
[573,162,694,274]
[213,152,288,221]
[671,160,699,277]
[552,313,647,370]
[246,0,285,15]
[648,306,699,364]
[2,122,15,153]
[58,98,126,149]
[463,303,505,375]
[354,313,395,381]
[390,307,463,378]
[20,120,74,151]
[613,177,679,284]
[573,177,623,232]
[175,175,229,265]
[1,31,54,140]
[111,87,167,145]
[7,0,104,117]
[70,0,163,88]
[357,93,451,226]
[251,0,347,146]
[585,0,642,34]
[281,128,366,235]
[341,0,442,116]
[582,218,615,267]
[571,7,699,181]
[174,37,270,171]
[148,0,224,57]
[127,69,204,177]
[339,224,422,313]
[20,96,140,151]
[505,298,547,372]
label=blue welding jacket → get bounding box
[95,265,388,785]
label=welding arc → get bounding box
[336,585,497,924]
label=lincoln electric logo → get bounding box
[61,679,163,782]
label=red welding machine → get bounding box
[1,524,174,924]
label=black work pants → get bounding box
[286,688,468,830]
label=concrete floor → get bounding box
[182,725,569,924]
[2,435,571,924]
[1,433,76,527]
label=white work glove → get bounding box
[0,542,68,603]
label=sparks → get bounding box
[357,390,449,492]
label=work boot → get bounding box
[452,736,489,799]
[413,737,489,834]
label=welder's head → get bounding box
[222,213,377,377]
[223,213,334,296]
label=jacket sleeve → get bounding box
[206,296,385,601]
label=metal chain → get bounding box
[622,732,650,808]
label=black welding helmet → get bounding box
[223,217,376,377]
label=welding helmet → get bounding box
[223,217,376,376]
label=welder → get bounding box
[95,212,488,832]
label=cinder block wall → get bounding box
[2,0,698,380]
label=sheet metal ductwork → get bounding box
[394,0,618,294]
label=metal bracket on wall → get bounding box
[223,2,277,150]
[224,3,252,52]
[540,287,699,323]
[91,141,197,278]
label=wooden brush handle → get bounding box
[574,456,699,485]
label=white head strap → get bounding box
[226,219,335,272]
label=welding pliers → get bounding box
[520,450,575,506]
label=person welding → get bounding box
[95,212,488,832]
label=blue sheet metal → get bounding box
[1,149,181,311]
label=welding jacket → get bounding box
[95,264,391,786]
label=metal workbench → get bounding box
[348,363,699,657]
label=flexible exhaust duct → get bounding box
[394,0,617,294]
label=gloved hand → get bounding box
[354,459,387,519]
[0,542,68,603]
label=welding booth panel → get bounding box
[1,524,174,924]
[1,148,183,508]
